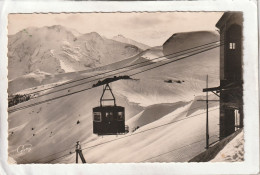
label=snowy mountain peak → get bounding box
[164,31,218,47]
[163,31,219,56]
[8,26,142,80]
[87,32,101,37]
[40,25,75,36]
[46,25,64,30]
[112,34,150,50]
[113,34,126,39]
[82,32,102,38]
[79,32,103,40]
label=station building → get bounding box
[216,12,243,139]
[205,12,243,140]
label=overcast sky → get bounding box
[8,12,223,46]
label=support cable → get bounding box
[31,101,218,163]
[25,40,222,96]
[31,42,223,99]
[9,44,222,113]
[45,107,219,163]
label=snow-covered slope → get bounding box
[8,97,219,163]
[211,130,244,162]
[8,30,221,163]
[60,104,219,163]
[112,34,150,50]
[8,25,142,80]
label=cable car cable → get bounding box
[130,44,223,77]
[45,152,73,163]
[80,101,219,147]
[81,108,219,151]
[8,44,222,113]
[9,43,220,111]
[25,40,222,96]
[33,121,85,163]
[139,134,219,162]
[30,101,218,163]
[30,42,223,99]
[33,145,75,163]
[44,107,219,163]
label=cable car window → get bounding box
[106,112,113,120]
[93,112,102,122]
[106,112,113,117]
[118,111,124,121]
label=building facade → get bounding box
[216,12,243,139]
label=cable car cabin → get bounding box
[93,106,125,135]
[93,83,128,135]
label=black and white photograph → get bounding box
[6,11,246,164]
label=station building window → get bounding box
[229,42,236,50]
[234,109,240,131]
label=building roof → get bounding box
[216,12,242,29]
[216,12,232,29]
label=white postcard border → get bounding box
[0,1,258,175]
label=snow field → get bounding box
[56,104,219,163]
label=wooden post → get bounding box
[198,75,220,149]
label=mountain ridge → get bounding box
[8,25,143,80]
[112,34,150,50]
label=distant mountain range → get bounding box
[8,25,146,80]
[8,29,219,95]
